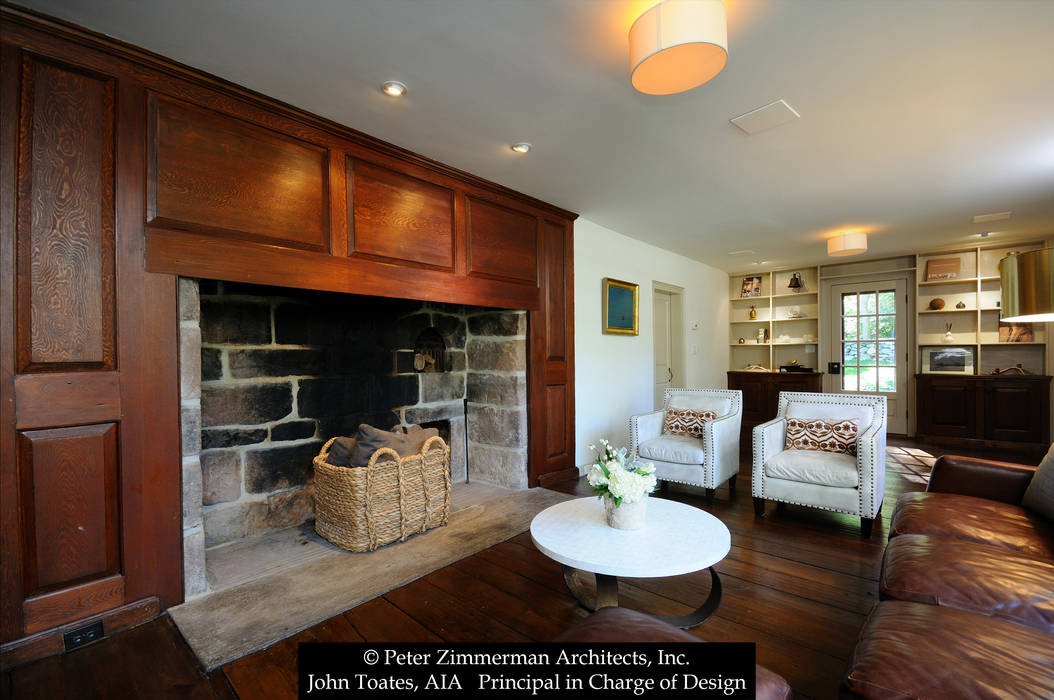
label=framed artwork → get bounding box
[998,321,1033,343]
[925,257,962,281]
[921,346,975,374]
[602,278,638,335]
[740,275,763,297]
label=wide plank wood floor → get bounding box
[3,439,1038,700]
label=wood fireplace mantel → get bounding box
[0,6,576,658]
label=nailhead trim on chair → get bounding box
[665,388,742,489]
[758,392,887,519]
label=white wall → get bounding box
[573,218,728,467]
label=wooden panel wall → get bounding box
[2,28,181,653]
[15,56,115,372]
[148,94,328,251]
[2,6,575,653]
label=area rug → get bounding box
[169,487,572,669]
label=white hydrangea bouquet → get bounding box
[586,439,657,529]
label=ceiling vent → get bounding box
[972,211,1012,224]
[730,99,800,134]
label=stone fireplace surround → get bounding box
[178,279,528,597]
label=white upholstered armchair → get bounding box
[752,392,887,537]
[629,388,742,502]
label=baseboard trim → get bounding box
[537,466,580,487]
[1,597,159,671]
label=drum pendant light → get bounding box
[999,249,1054,322]
[629,0,728,95]
[827,231,868,257]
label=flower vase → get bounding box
[604,494,647,530]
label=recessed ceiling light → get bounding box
[972,211,1011,224]
[381,80,407,97]
[511,142,532,154]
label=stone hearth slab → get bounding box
[169,487,571,669]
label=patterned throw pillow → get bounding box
[785,418,859,456]
[662,408,718,438]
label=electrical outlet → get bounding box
[63,621,104,651]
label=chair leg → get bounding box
[861,517,875,538]
[753,497,765,516]
[705,488,715,504]
[727,475,737,496]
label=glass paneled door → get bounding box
[828,279,908,433]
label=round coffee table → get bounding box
[530,496,731,629]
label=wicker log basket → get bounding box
[313,435,451,552]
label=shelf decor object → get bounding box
[921,346,975,375]
[926,257,962,281]
[628,0,728,95]
[602,278,639,335]
[999,248,1054,322]
[741,275,763,297]
[788,272,803,292]
[998,322,1033,343]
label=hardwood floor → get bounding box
[3,441,1029,700]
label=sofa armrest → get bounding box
[926,455,1036,504]
[856,422,887,518]
[752,417,786,496]
[629,409,664,458]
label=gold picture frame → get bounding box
[602,278,639,335]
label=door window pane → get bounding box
[878,315,895,339]
[860,317,877,340]
[878,341,896,366]
[878,367,895,392]
[842,366,858,391]
[840,287,898,393]
[860,342,876,366]
[859,367,877,392]
[843,317,858,340]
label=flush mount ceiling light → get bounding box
[999,248,1054,322]
[511,142,532,154]
[827,231,868,257]
[381,80,407,97]
[629,0,728,95]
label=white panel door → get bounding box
[654,291,673,409]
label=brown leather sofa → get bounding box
[555,607,792,700]
[843,454,1054,699]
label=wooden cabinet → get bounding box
[915,374,1050,450]
[1,7,577,656]
[727,371,823,447]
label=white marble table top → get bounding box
[530,496,731,578]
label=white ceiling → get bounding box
[18,0,1054,271]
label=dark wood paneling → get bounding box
[148,94,328,251]
[542,220,567,360]
[17,424,119,593]
[145,227,542,311]
[13,372,120,429]
[15,54,115,372]
[916,374,1050,450]
[466,196,538,284]
[543,384,568,460]
[348,158,454,269]
[915,375,977,439]
[22,574,124,635]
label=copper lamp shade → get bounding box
[999,248,1054,322]
[629,0,728,95]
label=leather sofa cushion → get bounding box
[638,435,706,464]
[843,601,1054,699]
[881,534,1054,633]
[554,608,791,700]
[891,492,1054,560]
[764,449,859,488]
